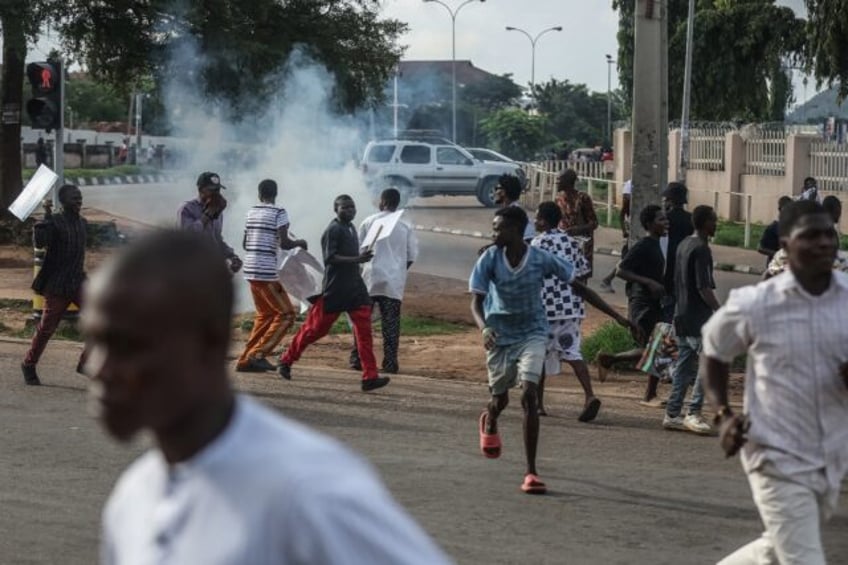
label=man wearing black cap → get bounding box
[178,172,242,273]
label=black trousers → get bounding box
[350,296,402,372]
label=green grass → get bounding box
[712,221,767,249]
[9,319,81,342]
[23,165,161,181]
[239,315,468,337]
[581,321,638,362]
[0,298,30,312]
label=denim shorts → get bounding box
[486,336,546,396]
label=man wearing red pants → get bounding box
[22,184,88,385]
[278,195,390,392]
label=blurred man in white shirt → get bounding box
[702,200,848,565]
[82,230,451,565]
[350,188,419,374]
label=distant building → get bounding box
[397,60,507,91]
[384,60,519,143]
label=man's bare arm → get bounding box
[699,287,721,312]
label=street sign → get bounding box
[2,103,21,125]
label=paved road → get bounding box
[7,187,847,563]
[80,186,761,310]
[1,339,845,565]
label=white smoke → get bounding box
[162,42,377,311]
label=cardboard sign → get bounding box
[8,165,58,221]
[360,209,405,250]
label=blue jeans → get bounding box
[665,336,704,417]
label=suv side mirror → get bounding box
[464,158,473,166]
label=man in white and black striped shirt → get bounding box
[236,179,306,373]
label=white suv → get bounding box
[360,140,526,207]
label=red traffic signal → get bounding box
[26,61,62,131]
[26,62,58,94]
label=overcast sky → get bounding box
[25,0,813,102]
[380,0,812,99]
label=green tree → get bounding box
[480,109,550,161]
[612,0,804,122]
[54,0,406,117]
[804,0,848,100]
[65,75,128,125]
[533,79,625,147]
[463,73,523,112]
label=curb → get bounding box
[70,174,179,187]
[413,225,765,276]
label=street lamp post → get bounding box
[423,0,486,143]
[606,56,612,144]
[505,25,562,107]
[678,0,695,183]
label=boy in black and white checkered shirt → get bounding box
[531,201,634,422]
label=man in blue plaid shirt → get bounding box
[470,206,574,495]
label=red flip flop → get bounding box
[521,473,547,495]
[479,411,501,459]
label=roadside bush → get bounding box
[581,321,638,363]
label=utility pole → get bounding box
[53,58,64,208]
[629,0,668,249]
[135,92,143,159]
[606,54,616,144]
[677,0,695,183]
[393,71,399,138]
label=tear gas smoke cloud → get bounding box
[163,43,377,312]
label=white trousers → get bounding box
[718,466,829,565]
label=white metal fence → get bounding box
[810,142,848,192]
[687,126,730,171]
[520,161,622,227]
[527,159,608,180]
[741,126,787,176]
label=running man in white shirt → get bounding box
[349,188,419,374]
[237,179,306,373]
[81,230,452,565]
[702,200,848,565]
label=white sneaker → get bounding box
[662,414,686,431]
[683,414,713,435]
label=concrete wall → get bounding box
[22,142,116,170]
[613,128,846,230]
[740,175,785,224]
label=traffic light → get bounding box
[26,61,62,132]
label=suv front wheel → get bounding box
[477,178,499,208]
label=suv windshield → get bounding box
[366,144,396,163]
[470,149,506,162]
